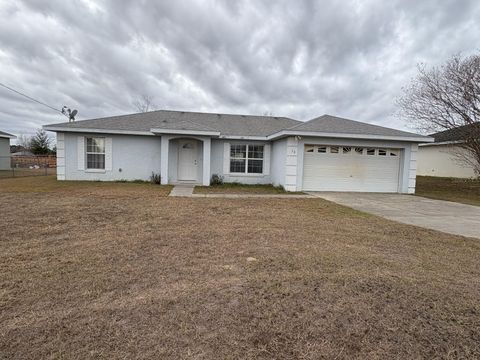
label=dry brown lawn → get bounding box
[1,177,479,359]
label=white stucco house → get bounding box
[0,131,15,170]
[417,125,478,178]
[44,110,432,193]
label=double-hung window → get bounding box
[86,137,105,169]
[230,144,264,174]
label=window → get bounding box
[378,149,387,156]
[342,147,352,154]
[230,144,246,173]
[86,137,105,169]
[318,146,327,153]
[366,148,375,155]
[330,146,339,154]
[230,144,264,174]
[354,147,364,155]
[305,145,315,153]
[389,149,399,156]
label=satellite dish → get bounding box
[61,105,78,121]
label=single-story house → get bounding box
[44,110,432,193]
[417,124,479,178]
[0,131,15,170]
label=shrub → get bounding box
[150,172,161,185]
[211,174,224,185]
[273,184,286,192]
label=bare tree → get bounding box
[133,94,157,113]
[17,133,32,153]
[397,53,480,175]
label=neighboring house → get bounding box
[11,150,35,156]
[0,131,16,170]
[10,145,34,156]
[43,110,432,193]
[417,125,478,178]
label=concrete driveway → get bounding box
[309,192,480,239]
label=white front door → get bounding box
[178,140,198,181]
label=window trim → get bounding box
[229,144,264,175]
[85,137,106,170]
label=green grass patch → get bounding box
[194,182,304,195]
[0,175,173,195]
[416,176,480,206]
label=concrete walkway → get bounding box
[309,192,480,239]
[169,185,194,197]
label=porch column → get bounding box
[202,137,211,186]
[160,135,170,185]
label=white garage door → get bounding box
[302,145,401,192]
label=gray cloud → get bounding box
[0,0,478,139]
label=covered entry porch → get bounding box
[159,134,213,186]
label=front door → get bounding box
[178,140,198,181]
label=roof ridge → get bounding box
[156,108,297,120]
[48,108,301,126]
[285,114,328,130]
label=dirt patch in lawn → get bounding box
[1,180,479,359]
[416,176,480,206]
[194,183,304,195]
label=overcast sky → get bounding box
[0,0,478,139]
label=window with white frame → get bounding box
[230,144,264,174]
[86,137,105,169]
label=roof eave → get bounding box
[43,125,222,137]
[267,130,434,143]
[0,134,16,139]
[150,128,220,137]
[43,126,154,136]
[419,140,464,147]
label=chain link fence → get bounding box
[0,155,56,178]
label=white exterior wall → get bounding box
[63,133,161,181]
[291,136,418,193]
[0,137,11,170]
[58,131,424,192]
[210,139,272,184]
[407,144,418,194]
[285,137,299,191]
[270,138,287,187]
[417,144,477,178]
[56,133,65,180]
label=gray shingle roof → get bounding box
[0,130,15,138]
[288,115,425,138]
[430,123,480,143]
[44,110,428,140]
[45,110,301,137]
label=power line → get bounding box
[0,81,67,117]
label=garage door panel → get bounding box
[303,147,400,192]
